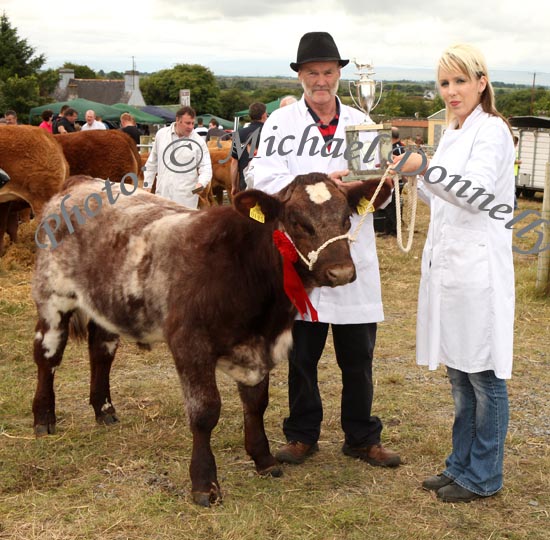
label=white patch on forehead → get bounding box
[306,182,332,204]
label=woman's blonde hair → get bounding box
[437,43,510,130]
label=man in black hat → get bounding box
[254,32,400,469]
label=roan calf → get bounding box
[31,173,390,506]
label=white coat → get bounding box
[144,125,212,208]
[254,96,387,324]
[416,105,515,379]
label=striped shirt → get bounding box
[306,98,340,149]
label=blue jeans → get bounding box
[443,367,509,496]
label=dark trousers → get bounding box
[283,320,383,447]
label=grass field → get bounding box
[0,197,548,540]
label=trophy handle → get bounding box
[348,80,364,112]
[371,80,383,112]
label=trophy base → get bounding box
[343,123,393,182]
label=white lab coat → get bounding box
[416,105,515,379]
[254,96,386,324]
[144,125,212,208]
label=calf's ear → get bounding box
[344,177,393,212]
[233,189,282,224]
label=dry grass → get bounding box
[0,199,548,540]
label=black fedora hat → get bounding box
[290,32,349,72]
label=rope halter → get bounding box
[286,168,401,271]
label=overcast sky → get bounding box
[3,0,550,84]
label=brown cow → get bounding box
[31,173,390,507]
[205,139,233,206]
[0,126,69,255]
[0,129,144,255]
[55,129,143,183]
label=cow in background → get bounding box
[0,126,69,255]
[32,173,391,507]
[55,129,144,184]
[0,129,145,255]
[205,139,233,206]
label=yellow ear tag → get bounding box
[357,197,374,215]
[249,202,265,223]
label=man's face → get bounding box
[5,114,17,125]
[175,114,195,137]
[85,112,95,125]
[68,113,78,123]
[298,61,341,108]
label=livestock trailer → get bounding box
[510,116,550,197]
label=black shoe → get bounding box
[422,474,453,491]
[437,483,483,503]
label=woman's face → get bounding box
[438,68,487,128]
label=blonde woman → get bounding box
[394,44,515,503]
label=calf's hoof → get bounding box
[191,483,222,507]
[34,423,56,437]
[96,412,119,426]
[258,464,283,478]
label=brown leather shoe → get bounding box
[275,441,319,464]
[342,442,401,467]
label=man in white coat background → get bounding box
[254,31,401,468]
[144,106,212,208]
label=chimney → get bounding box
[58,68,75,90]
[67,82,78,101]
[124,70,139,93]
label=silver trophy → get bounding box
[344,59,392,181]
[348,59,383,123]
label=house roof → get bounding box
[55,78,135,105]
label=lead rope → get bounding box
[292,169,418,269]
[393,174,418,253]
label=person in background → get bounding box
[230,102,267,194]
[205,118,226,142]
[4,110,18,125]
[52,105,70,134]
[254,31,401,469]
[393,43,515,503]
[39,109,54,133]
[143,106,212,208]
[194,117,208,138]
[81,109,107,131]
[54,108,78,134]
[120,112,142,145]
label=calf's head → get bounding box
[233,172,391,289]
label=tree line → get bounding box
[1,13,548,123]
